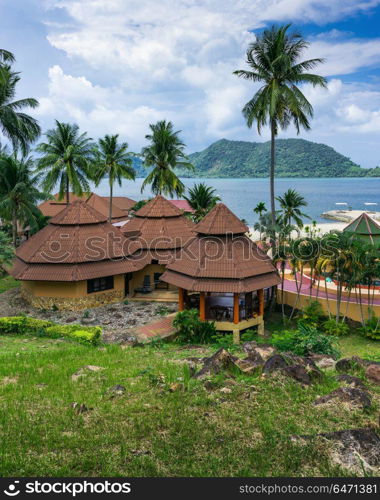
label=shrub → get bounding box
[301,300,325,327]
[271,322,340,358]
[360,316,380,341]
[0,317,101,345]
[173,309,216,344]
[322,318,349,336]
[157,305,170,316]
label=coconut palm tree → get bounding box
[276,188,309,228]
[36,121,94,205]
[0,154,47,246]
[92,134,136,222]
[184,182,220,222]
[253,201,267,240]
[0,231,14,273]
[234,24,326,225]
[0,67,40,155]
[141,120,194,197]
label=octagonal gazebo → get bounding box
[161,203,280,342]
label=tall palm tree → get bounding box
[184,182,220,222]
[234,24,326,225]
[141,120,194,197]
[0,49,15,82]
[276,188,309,228]
[253,201,267,240]
[0,67,40,155]
[93,134,136,222]
[36,121,94,205]
[0,154,46,246]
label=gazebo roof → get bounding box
[161,203,280,293]
[121,195,195,251]
[11,201,136,281]
[343,212,380,245]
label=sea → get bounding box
[93,177,380,226]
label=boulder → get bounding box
[120,336,140,348]
[314,387,372,409]
[335,357,359,372]
[193,348,238,378]
[365,364,380,385]
[283,365,312,385]
[308,353,336,370]
[336,374,367,389]
[108,384,126,395]
[263,354,288,374]
[233,357,264,375]
[243,342,276,361]
[292,428,380,475]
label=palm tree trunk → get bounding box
[109,180,113,223]
[270,120,276,226]
[12,209,17,247]
[66,174,69,205]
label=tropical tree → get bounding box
[93,134,135,222]
[0,231,14,273]
[0,49,15,83]
[184,182,220,222]
[276,188,309,228]
[36,121,94,205]
[0,66,40,155]
[0,154,47,246]
[234,24,326,225]
[141,120,194,197]
[253,201,267,240]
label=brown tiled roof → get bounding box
[11,200,136,281]
[161,203,279,293]
[106,196,136,212]
[194,203,249,235]
[38,192,127,221]
[121,195,195,251]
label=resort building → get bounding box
[11,201,137,310]
[38,192,136,222]
[343,212,380,246]
[120,195,195,300]
[161,203,281,341]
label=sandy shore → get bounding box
[321,209,380,223]
[248,221,346,240]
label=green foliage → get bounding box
[360,316,380,341]
[276,188,309,228]
[186,138,368,178]
[271,322,340,358]
[301,300,325,327]
[0,232,13,270]
[184,182,220,222]
[157,305,170,316]
[173,309,216,344]
[322,318,350,337]
[0,316,101,345]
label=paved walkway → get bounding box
[133,313,176,342]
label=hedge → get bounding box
[0,316,101,346]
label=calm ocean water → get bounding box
[93,177,380,226]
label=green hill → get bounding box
[185,138,377,178]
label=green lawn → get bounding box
[0,275,19,294]
[0,334,379,477]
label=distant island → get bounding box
[132,138,380,178]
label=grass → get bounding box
[337,334,380,360]
[0,333,379,477]
[0,275,19,294]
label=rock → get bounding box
[243,342,276,361]
[336,374,367,389]
[263,354,288,374]
[71,365,104,381]
[255,345,276,361]
[71,402,91,414]
[292,428,380,475]
[65,317,77,323]
[233,357,264,375]
[314,387,372,409]
[335,358,359,372]
[203,380,218,391]
[283,365,312,385]
[366,364,380,385]
[193,348,238,378]
[168,382,184,392]
[80,316,96,325]
[309,353,336,370]
[220,387,232,394]
[120,336,139,348]
[108,384,126,395]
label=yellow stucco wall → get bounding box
[278,289,379,323]
[21,274,125,310]
[128,264,177,295]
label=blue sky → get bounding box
[1,0,380,167]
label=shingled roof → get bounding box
[121,195,195,263]
[161,203,280,293]
[11,201,136,281]
[343,212,380,246]
[38,192,130,221]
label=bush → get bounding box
[0,317,101,345]
[322,318,349,336]
[173,309,216,344]
[360,316,380,340]
[271,322,340,358]
[301,300,325,327]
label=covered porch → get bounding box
[178,288,267,342]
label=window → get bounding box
[87,276,114,294]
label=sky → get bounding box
[1,0,380,168]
